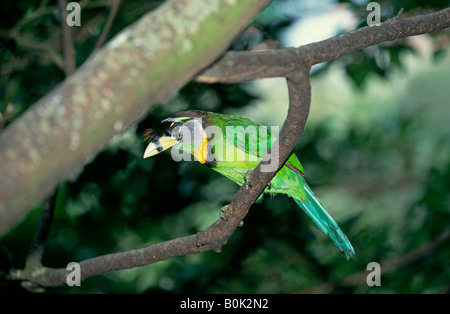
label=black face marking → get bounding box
[153,137,162,150]
[157,121,181,138]
[159,122,173,137]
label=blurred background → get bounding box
[1,0,449,293]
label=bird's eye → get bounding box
[172,125,183,140]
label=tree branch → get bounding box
[9,31,65,70]
[3,6,450,288]
[25,192,57,270]
[301,229,450,293]
[58,0,76,76]
[196,8,450,83]
[89,0,121,58]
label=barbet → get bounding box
[143,110,355,259]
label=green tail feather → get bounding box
[294,185,355,260]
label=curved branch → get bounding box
[196,8,450,83]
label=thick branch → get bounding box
[0,0,272,236]
[196,8,450,83]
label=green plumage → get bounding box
[145,110,355,259]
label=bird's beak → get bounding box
[143,136,179,159]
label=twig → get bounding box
[13,0,55,32]
[10,31,64,70]
[25,191,57,269]
[58,0,76,76]
[395,8,405,19]
[196,8,450,83]
[301,228,450,293]
[18,191,58,292]
[89,0,121,58]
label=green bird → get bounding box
[143,110,355,259]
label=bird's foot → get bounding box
[244,169,253,188]
[244,169,271,190]
[219,205,244,227]
[220,205,230,221]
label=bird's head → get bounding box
[143,111,209,163]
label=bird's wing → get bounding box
[224,118,273,159]
[223,118,304,175]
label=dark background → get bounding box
[1,0,449,293]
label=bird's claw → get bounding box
[244,169,271,190]
[220,205,229,221]
[219,205,244,227]
[244,169,253,188]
